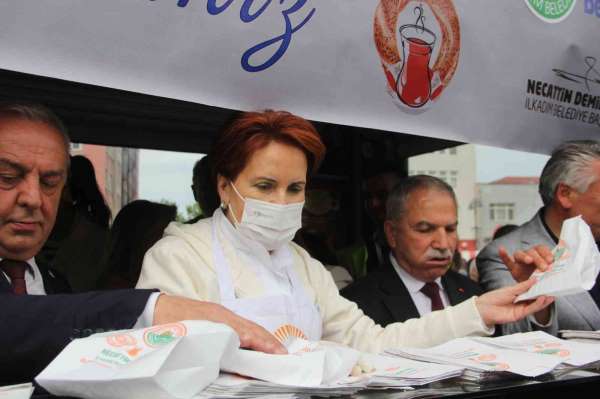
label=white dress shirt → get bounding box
[389,253,450,316]
[0,257,46,295]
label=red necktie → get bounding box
[0,259,29,295]
[421,282,444,312]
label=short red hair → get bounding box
[211,110,325,181]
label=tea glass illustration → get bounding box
[396,24,436,108]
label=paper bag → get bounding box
[0,383,34,399]
[36,321,239,399]
[517,215,600,301]
[220,338,360,387]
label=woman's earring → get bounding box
[220,202,228,211]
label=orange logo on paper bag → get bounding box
[106,333,137,348]
[274,324,307,345]
[106,333,142,357]
[470,353,510,371]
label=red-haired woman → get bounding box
[137,110,552,352]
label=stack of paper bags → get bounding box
[221,337,360,387]
[211,337,367,396]
[386,337,564,382]
[36,321,239,399]
[475,331,600,367]
[198,373,367,398]
[207,338,466,397]
[517,215,600,301]
[559,330,600,342]
[359,353,464,388]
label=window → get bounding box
[449,170,457,187]
[489,203,515,222]
[428,170,436,176]
[439,170,448,183]
[70,143,82,151]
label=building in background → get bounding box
[475,176,542,249]
[408,144,477,260]
[70,143,139,216]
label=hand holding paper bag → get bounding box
[475,279,554,326]
[516,216,600,301]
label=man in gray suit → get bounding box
[477,141,600,335]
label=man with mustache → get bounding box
[342,175,482,325]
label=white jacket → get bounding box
[137,213,490,352]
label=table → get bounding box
[354,366,600,398]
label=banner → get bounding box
[0,0,598,153]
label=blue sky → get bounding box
[139,145,550,213]
[139,149,204,214]
[475,145,549,183]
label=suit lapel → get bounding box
[379,260,420,322]
[38,266,53,294]
[520,210,556,248]
[0,271,11,293]
[35,256,72,294]
[442,273,470,306]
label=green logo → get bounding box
[145,331,176,346]
[524,0,578,23]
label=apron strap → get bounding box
[211,210,321,340]
[212,215,237,302]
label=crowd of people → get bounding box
[1,102,598,389]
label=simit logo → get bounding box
[584,0,600,17]
[374,0,461,112]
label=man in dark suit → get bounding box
[343,175,481,326]
[0,102,285,385]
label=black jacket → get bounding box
[342,256,482,327]
[0,289,154,385]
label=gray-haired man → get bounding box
[477,140,600,335]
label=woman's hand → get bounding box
[475,279,554,327]
[154,294,287,354]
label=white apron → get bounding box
[211,219,322,342]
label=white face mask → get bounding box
[228,182,304,251]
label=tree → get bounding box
[158,199,203,223]
[159,199,185,222]
[185,203,203,221]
